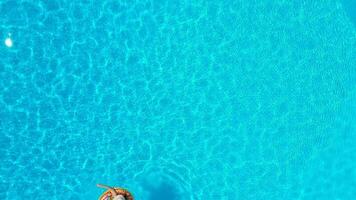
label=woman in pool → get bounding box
[97,184,134,200]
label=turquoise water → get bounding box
[1,0,355,199]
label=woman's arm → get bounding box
[97,184,118,196]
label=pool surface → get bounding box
[1,0,355,199]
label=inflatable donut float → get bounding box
[99,187,134,200]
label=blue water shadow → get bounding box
[142,178,182,200]
[147,182,181,200]
[341,0,356,26]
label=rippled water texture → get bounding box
[1,0,355,199]
[342,0,356,26]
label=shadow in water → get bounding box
[141,175,182,200]
[341,0,356,26]
[146,182,181,200]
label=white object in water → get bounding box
[5,37,13,48]
[113,195,126,200]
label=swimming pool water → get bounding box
[1,0,355,199]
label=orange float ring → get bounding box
[99,187,134,200]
